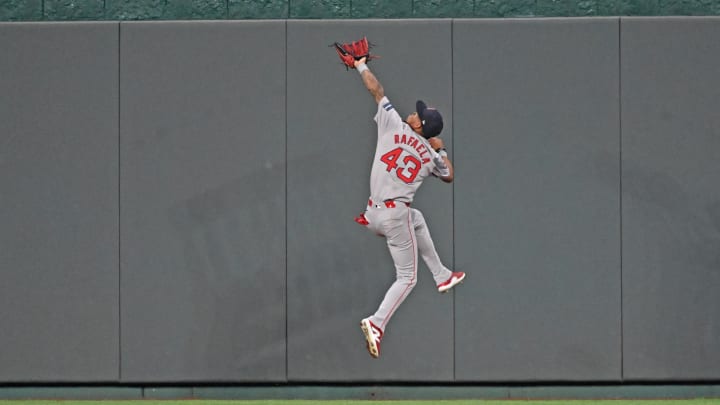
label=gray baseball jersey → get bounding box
[369,96,448,204]
[361,96,453,333]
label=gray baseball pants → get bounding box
[363,202,452,332]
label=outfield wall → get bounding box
[0,17,719,383]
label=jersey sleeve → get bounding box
[374,96,403,136]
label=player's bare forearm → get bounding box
[361,70,385,103]
[354,58,384,103]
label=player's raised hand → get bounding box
[428,136,445,151]
[354,56,368,68]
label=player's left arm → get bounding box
[429,137,454,183]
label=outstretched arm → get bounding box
[354,57,384,104]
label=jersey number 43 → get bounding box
[380,147,421,184]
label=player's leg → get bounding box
[368,207,418,331]
[411,208,466,292]
[410,208,452,284]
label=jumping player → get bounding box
[351,56,466,358]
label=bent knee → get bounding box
[396,275,417,289]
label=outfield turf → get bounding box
[2,401,720,405]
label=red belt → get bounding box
[355,199,410,226]
[368,199,410,208]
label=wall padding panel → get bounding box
[119,21,286,382]
[286,20,455,381]
[621,17,720,380]
[453,18,622,381]
[0,22,120,381]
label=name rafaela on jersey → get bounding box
[393,133,431,164]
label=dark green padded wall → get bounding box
[2,0,720,20]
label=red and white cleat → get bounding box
[437,271,466,293]
[360,318,383,358]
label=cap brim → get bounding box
[416,100,427,119]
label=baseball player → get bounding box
[352,56,466,358]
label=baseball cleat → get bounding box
[437,271,466,293]
[360,318,383,358]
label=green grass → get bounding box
[3,401,720,405]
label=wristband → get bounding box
[437,148,448,157]
[356,63,368,74]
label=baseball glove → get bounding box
[332,37,377,69]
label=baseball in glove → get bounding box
[332,37,378,69]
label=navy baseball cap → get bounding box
[416,100,444,138]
